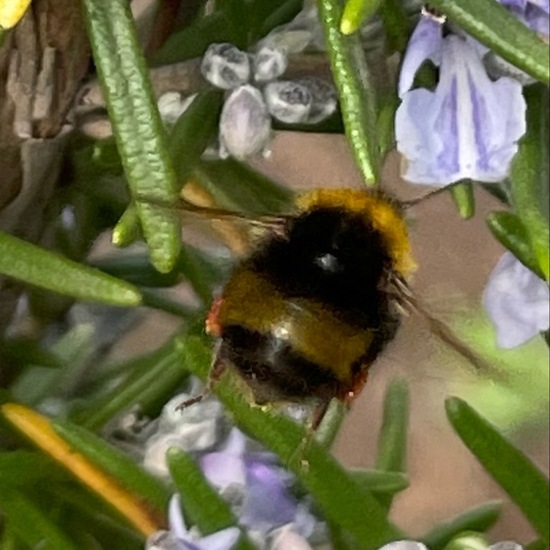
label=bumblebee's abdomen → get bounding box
[218,325,343,403]
[217,268,372,381]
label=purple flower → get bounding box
[483,252,549,348]
[200,429,316,538]
[395,15,526,186]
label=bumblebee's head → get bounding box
[294,188,416,277]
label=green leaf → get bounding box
[0,451,66,490]
[427,0,549,84]
[374,378,409,509]
[446,397,550,546]
[340,0,383,35]
[91,244,224,303]
[194,159,294,214]
[510,84,550,280]
[0,338,63,369]
[177,333,402,549]
[168,90,224,182]
[421,501,502,550]
[176,243,226,305]
[141,289,196,319]
[314,399,347,449]
[217,0,249,48]
[77,340,189,431]
[258,0,303,40]
[376,93,399,159]
[53,420,171,513]
[486,211,544,278]
[317,0,381,185]
[82,0,181,272]
[349,468,409,494]
[167,449,255,550]
[1,490,80,550]
[0,231,142,306]
[112,205,140,248]
[378,0,411,53]
[450,181,476,220]
[152,12,234,65]
[91,254,182,287]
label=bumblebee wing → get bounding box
[135,194,290,255]
[136,195,289,229]
[174,198,290,231]
[389,273,495,373]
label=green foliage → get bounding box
[446,397,550,546]
[0,0,548,548]
[317,0,381,184]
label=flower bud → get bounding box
[296,76,338,123]
[157,92,196,125]
[264,81,312,124]
[219,85,271,159]
[253,45,288,82]
[201,43,250,89]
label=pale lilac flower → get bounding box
[483,251,549,348]
[143,392,228,479]
[200,429,317,538]
[395,16,526,186]
[269,525,313,550]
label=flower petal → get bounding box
[192,528,240,550]
[201,452,246,489]
[396,35,526,185]
[398,16,444,98]
[483,252,550,348]
[269,526,313,550]
[169,494,189,540]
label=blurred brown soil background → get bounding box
[110,132,549,543]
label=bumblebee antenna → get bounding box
[401,186,450,209]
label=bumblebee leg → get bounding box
[308,397,333,432]
[176,355,228,410]
[286,398,334,470]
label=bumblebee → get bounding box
[176,187,481,430]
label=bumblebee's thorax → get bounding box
[251,206,394,326]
